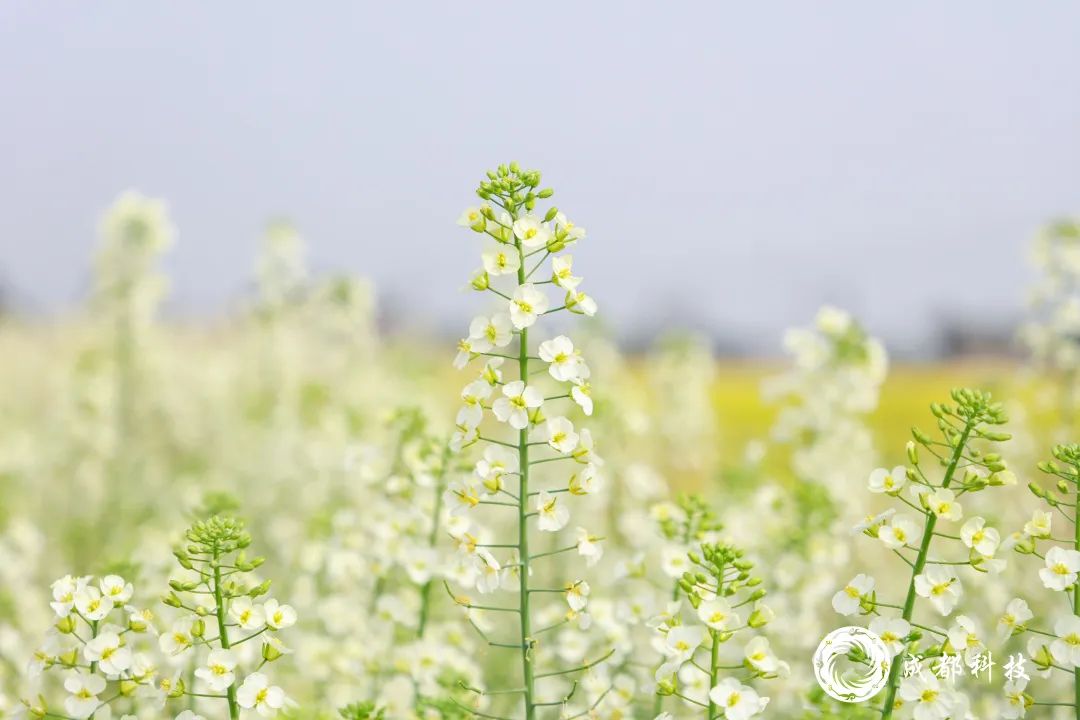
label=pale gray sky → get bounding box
[2,2,1079,355]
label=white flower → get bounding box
[997,598,1033,641]
[851,508,895,535]
[961,517,1000,557]
[481,245,520,276]
[1050,615,1080,667]
[453,338,477,369]
[100,575,133,605]
[554,212,585,242]
[237,672,286,716]
[697,598,739,631]
[565,289,597,316]
[1025,510,1052,538]
[657,625,706,679]
[492,381,543,430]
[832,574,874,616]
[535,491,569,532]
[1041,546,1080,591]
[445,479,482,515]
[566,581,590,612]
[575,528,603,566]
[947,615,983,660]
[571,379,593,416]
[543,417,579,454]
[475,549,501,594]
[159,617,195,657]
[449,424,478,453]
[263,599,297,630]
[926,488,962,521]
[512,214,552,250]
[898,673,953,720]
[879,514,922,549]
[661,545,691,579]
[74,586,113,622]
[457,206,485,229]
[1002,677,1030,719]
[229,597,265,631]
[551,255,582,290]
[84,631,132,675]
[475,446,519,493]
[914,566,963,615]
[538,335,583,381]
[176,712,207,720]
[51,575,84,618]
[869,617,910,657]
[195,649,237,692]
[509,283,550,329]
[743,637,781,674]
[64,671,106,719]
[708,678,768,720]
[457,379,492,428]
[868,466,907,494]
[571,428,603,466]
[469,313,513,352]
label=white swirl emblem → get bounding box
[813,626,891,703]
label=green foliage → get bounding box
[338,702,385,720]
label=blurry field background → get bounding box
[3,3,1080,719]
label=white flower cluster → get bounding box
[29,574,154,719]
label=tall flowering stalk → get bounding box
[448,163,607,719]
[164,515,295,718]
[94,191,174,447]
[650,495,780,719]
[833,389,1014,719]
[1001,443,1080,718]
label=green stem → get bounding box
[1073,463,1079,720]
[880,422,972,720]
[513,209,537,720]
[418,444,452,638]
[212,545,241,720]
[88,620,99,720]
[707,629,720,719]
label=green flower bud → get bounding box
[262,641,284,662]
[249,579,272,598]
[748,608,771,628]
[470,271,490,291]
